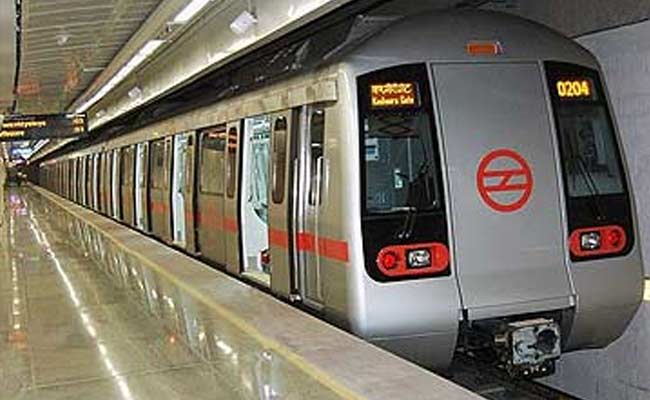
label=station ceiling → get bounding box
[0,0,15,114]
[2,0,650,118]
[15,0,162,115]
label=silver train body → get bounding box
[40,11,643,376]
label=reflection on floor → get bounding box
[0,188,341,399]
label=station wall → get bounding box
[541,21,650,400]
[577,21,650,276]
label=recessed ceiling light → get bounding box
[56,33,70,46]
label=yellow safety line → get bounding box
[33,186,364,400]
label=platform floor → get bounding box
[0,187,481,400]
[0,189,259,398]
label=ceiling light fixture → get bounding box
[76,39,165,113]
[128,86,143,100]
[56,33,70,46]
[173,0,213,24]
[230,10,257,35]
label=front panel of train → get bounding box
[544,62,643,353]
[355,58,642,376]
[431,61,575,376]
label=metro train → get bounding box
[39,10,644,376]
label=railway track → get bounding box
[448,353,582,400]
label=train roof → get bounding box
[344,10,598,74]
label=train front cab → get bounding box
[346,12,643,376]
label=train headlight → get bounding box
[569,225,627,258]
[376,243,449,277]
[407,249,431,269]
[580,232,601,251]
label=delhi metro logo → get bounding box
[477,149,534,213]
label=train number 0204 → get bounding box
[556,80,592,99]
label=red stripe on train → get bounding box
[223,217,238,233]
[296,232,316,252]
[280,231,348,263]
[317,236,349,263]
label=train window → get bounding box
[121,147,133,185]
[226,126,239,199]
[271,116,287,204]
[546,62,626,198]
[199,125,226,194]
[309,109,325,206]
[357,64,442,215]
[150,140,166,189]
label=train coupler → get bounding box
[494,318,561,378]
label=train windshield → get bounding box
[358,64,441,214]
[546,62,626,198]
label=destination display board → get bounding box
[370,82,420,109]
[0,113,87,142]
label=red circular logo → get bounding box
[476,149,534,213]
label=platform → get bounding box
[0,186,482,400]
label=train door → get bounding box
[291,106,326,305]
[80,157,87,205]
[431,63,573,319]
[172,133,189,247]
[102,152,111,215]
[105,152,113,216]
[71,159,78,202]
[268,111,294,297]
[111,149,121,219]
[121,146,135,225]
[72,159,79,202]
[135,142,150,231]
[240,116,271,285]
[183,132,198,253]
[196,126,227,262]
[98,153,105,212]
[85,156,93,207]
[149,138,172,242]
[224,122,241,275]
[92,153,100,210]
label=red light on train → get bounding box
[377,243,449,277]
[569,225,627,258]
[378,250,399,270]
[606,229,624,248]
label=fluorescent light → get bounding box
[288,0,326,20]
[31,139,50,155]
[174,0,212,24]
[76,39,165,113]
[644,279,649,302]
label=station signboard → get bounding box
[0,113,87,142]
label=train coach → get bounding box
[39,10,644,377]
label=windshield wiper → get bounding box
[569,155,607,221]
[395,161,432,240]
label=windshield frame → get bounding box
[357,63,445,218]
[545,61,634,261]
[545,61,630,200]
